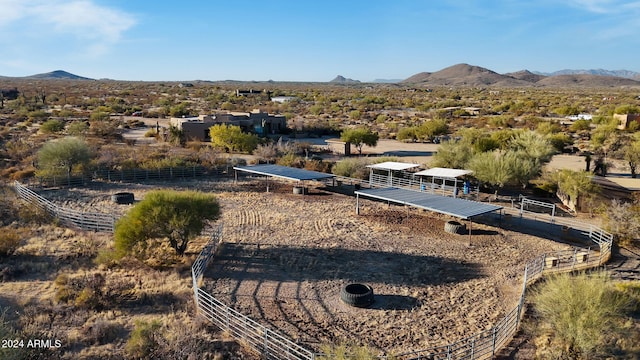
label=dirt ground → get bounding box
[192,181,573,355]
[35,179,578,356]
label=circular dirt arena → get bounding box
[38,180,574,355]
[201,182,572,355]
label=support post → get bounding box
[356,193,360,215]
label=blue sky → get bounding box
[1,0,640,81]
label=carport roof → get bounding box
[233,164,335,182]
[355,187,502,219]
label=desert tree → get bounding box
[340,127,379,155]
[209,124,259,153]
[623,136,640,178]
[601,198,640,246]
[467,151,512,194]
[430,139,473,169]
[36,136,92,178]
[114,190,220,257]
[507,130,556,164]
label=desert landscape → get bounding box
[34,178,576,355]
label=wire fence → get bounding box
[13,181,117,233]
[369,173,479,198]
[394,212,613,360]
[32,165,235,188]
[14,174,614,360]
[190,195,612,360]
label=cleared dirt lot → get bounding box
[197,181,573,355]
[38,179,577,355]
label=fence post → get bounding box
[470,338,475,360]
[264,328,269,357]
[447,344,452,360]
[491,326,498,356]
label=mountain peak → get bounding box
[26,70,92,80]
[329,75,360,83]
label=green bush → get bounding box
[40,119,65,134]
[318,342,382,360]
[331,158,370,179]
[0,228,22,256]
[531,271,636,359]
[67,121,89,136]
[125,319,162,359]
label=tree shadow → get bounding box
[474,213,593,247]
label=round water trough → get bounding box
[292,186,307,195]
[340,283,374,308]
[112,192,134,205]
[444,220,465,234]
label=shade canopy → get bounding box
[414,167,473,179]
[355,187,502,219]
[366,162,421,171]
[234,164,335,182]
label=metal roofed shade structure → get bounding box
[414,167,473,178]
[367,161,421,188]
[414,167,474,197]
[366,161,422,171]
[354,187,502,219]
[233,164,335,193]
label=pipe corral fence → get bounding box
[190,191,613,359]
[13,178,613,360]
[14,181,117,233]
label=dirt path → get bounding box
[607,246,640,281]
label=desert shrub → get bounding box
[9,167,36,180]
[125,319,162,359]
[276,152,305,168]
[54,273,107,310]
[318,342,381,360]
[331,158,370,179]
[66,121,89,136]
[0,309,27,360]
[83,319,122,345]
[304,159,333,173]
[0,227,22,256]
[144,129,157,137]
[94,249,120,268]
[530,271,635,359]
[17,202,52,225]
[39,119,65,134]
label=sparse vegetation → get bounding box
[529,271,639,359]
[0,77,639,359]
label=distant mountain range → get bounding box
[533,69,640,79]
[0,70,93,80]
[396,64,640,87]
[2,67,640,87]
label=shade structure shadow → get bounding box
[382,150,436,157]
[368,294,421,311]
[206,243,483,287]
